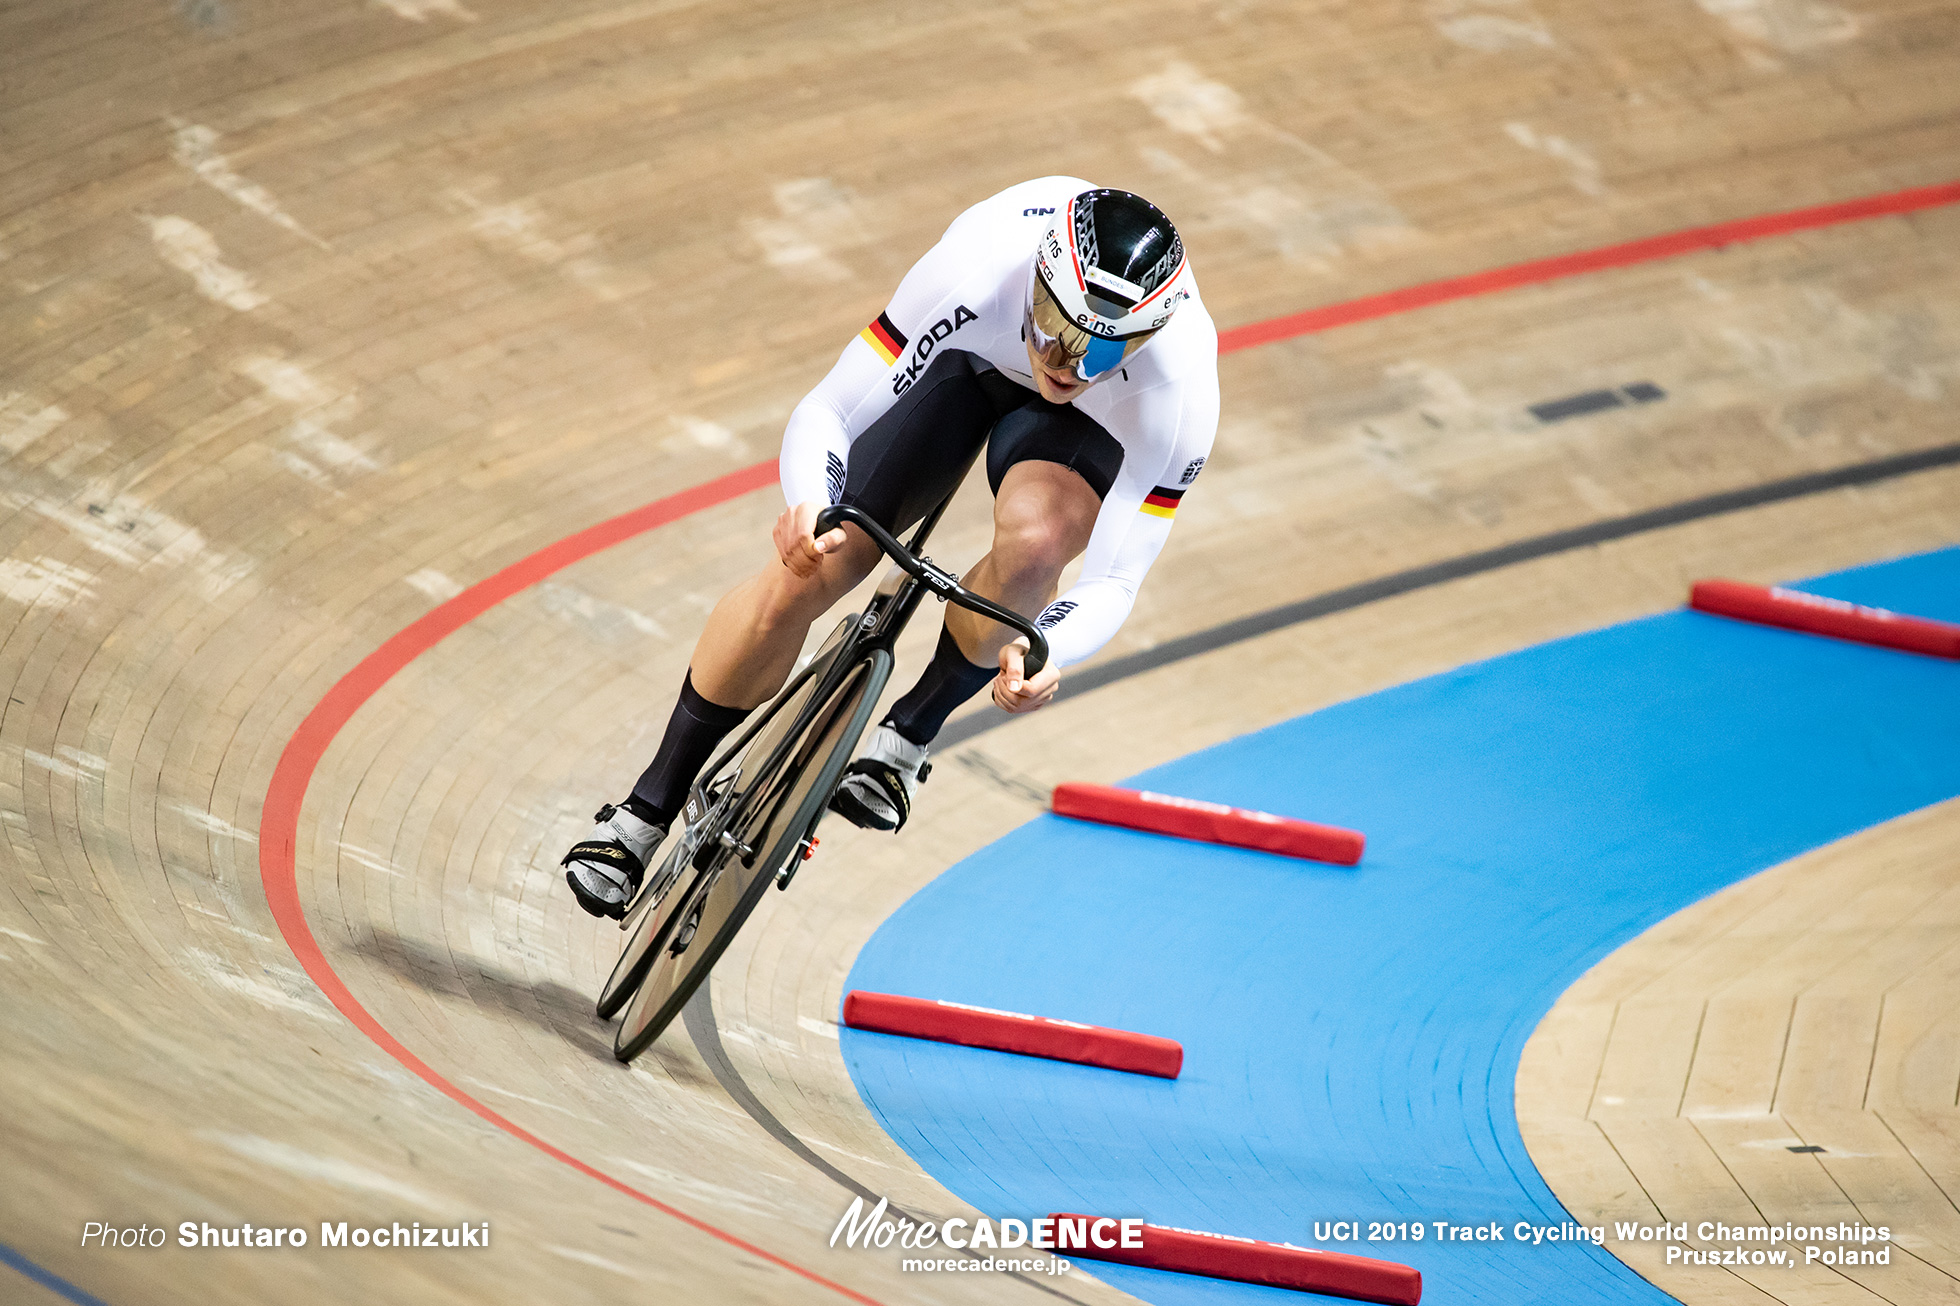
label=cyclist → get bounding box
[563,178,1219,917]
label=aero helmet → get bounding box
[1028,189,1190,383]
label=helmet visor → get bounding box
[1028,274,1158,383]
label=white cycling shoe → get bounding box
[562,803,666,918]
[829,725,931,832]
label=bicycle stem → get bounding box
[813,503,1051,678]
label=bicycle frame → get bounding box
[677,492,1051,864]
[603,488,1057,1056]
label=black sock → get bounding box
[628,671,751,826]
[883,625,997,746]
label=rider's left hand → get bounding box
[993,638,1059,714]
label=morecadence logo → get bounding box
[827,1196,1141,1277]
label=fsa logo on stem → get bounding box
[891,305,979,395]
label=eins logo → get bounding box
[1146,287,1191,332]
[891,305,979,395]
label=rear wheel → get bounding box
[612,647,890,1063]
[595,829,696,1020]
[593,618,854,1023]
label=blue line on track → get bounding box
[840,546,1960,1304]
[0,1243,112,1306]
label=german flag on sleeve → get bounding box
[1140,485,1186,519]
[859,311,907,366]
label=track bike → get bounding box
[596,498,1051,1063]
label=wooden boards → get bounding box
[1517,799,1960,1304]
[3,0,1959,1302]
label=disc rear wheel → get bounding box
[595,833,695,1020]
[612,648,889,1063]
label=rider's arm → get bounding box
[778,221,1001,509]
[1033,379,1219,668]
[779,342,884,508]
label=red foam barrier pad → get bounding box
[841,991,1181,1079]
[1051,782,1365,865]
[1048,1214,1421,1304]
[1690,579,1960,659]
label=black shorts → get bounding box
[840,349,1124,534]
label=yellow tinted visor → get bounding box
[1028,276,1157,381]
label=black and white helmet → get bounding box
[1028,189,1191,382]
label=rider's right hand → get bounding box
[775,500,848,578]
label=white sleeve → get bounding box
[779,223,999,508]
[779,338,886,507]
[1034,380,1219,668]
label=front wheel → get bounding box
[612,647,890,1063]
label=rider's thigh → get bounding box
[757,525,881,624]
[841,349,1024,534]
[990,459,1103,578]
[815,524,884,596]
[984,397,1123,503]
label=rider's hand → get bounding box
[993,638,1060,714]
[775,500,847,579]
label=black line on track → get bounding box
[681,988,1093,1305]
[687,438,1960,1291]
[938,439,1960,749]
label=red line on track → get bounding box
[253,464,899,1305]
[1217,178,1960,353]
[257,178,1958,1297]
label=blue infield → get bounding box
[839,546,1960,1305]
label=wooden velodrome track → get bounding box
[3,0,1957,1303]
